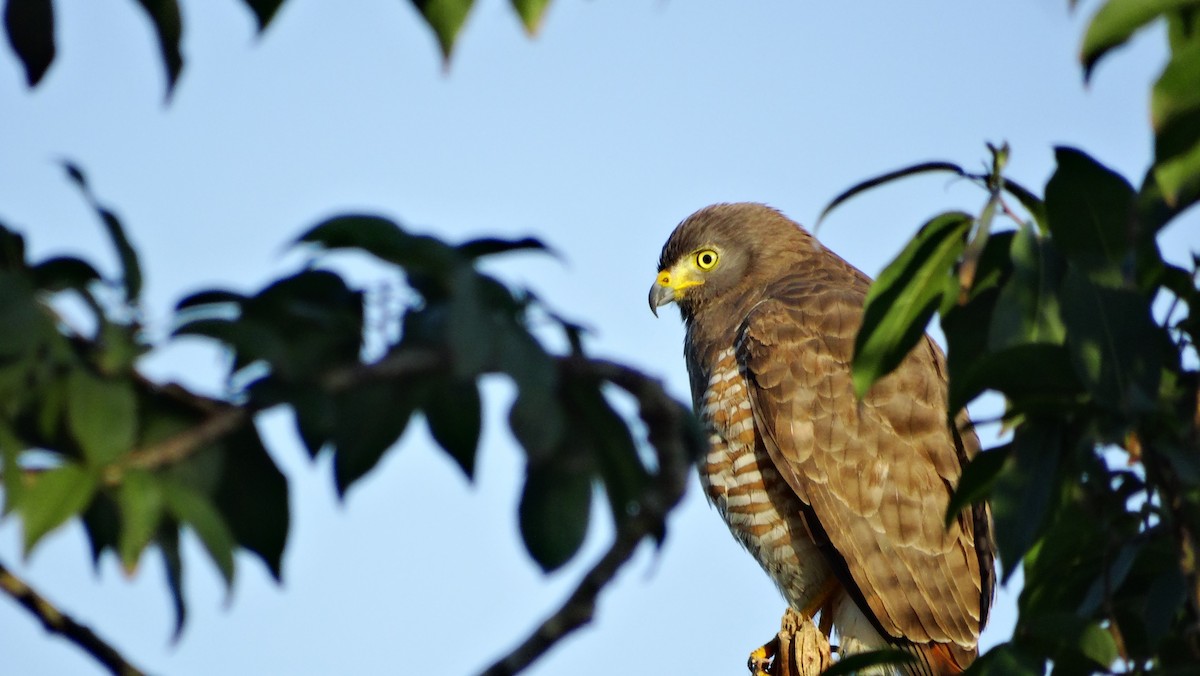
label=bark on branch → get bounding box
[0,560,146,676]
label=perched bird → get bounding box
[649,203,994,675]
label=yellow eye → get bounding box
[695,249,719,270]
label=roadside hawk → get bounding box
[649,203,995,675]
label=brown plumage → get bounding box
[650,203,995,675]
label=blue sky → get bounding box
[1,1,1195,674]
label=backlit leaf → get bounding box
[1080,0,1200,80]
[116,470,164,573]
[988,224,1066,349]
[164,481,236,587]
[410,0,475,61]
[18,463,98,554]
[1044,147,1136,284]
[510,0,551,35]
[853,211,973,397]
[67,369,138,465]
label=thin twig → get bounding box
[481,358,696,675]
[0,560,146,676]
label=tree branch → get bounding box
[481,357,697,675]
[0,560,146,676]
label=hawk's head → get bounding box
[649,202,815,319]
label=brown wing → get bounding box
[736,275,989,656]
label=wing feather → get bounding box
[736,275,986,651]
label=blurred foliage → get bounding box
[2,0,1200,675]
[839,3,1200,673]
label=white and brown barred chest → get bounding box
[690,346,832,610]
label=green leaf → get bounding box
[163,481,236,587]
[17,463,98,554]
[1044,147,1136,284]
[518,459,592,572]
[1153,110,1200,212]
[991,420,1061,581]
[332,381,418,495]
[240,0,284,31]
[510,0,551,35]
[852,211,973,397]
[1061,266,1164,411]
[116,470,164,573]
[134,0,184,96]
[1152,39,1200,131]
[820,649,914,675]
[1000,177,1049,233]
[945,445,1012,528]
[1080,0,1200,81]
[3,0,55,87]
[62,162,143,302]
[816,161,967,229]
[988,224,1067,350]
[30,256,101,291]
[67,369,138,465]
[410,0,475,61]
[424,379,481,480]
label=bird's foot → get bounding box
[746,608,832,676]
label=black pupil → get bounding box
[701,253,713,266]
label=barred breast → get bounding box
[696,347,834,613]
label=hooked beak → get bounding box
[650,268,698,317]
[649,279,675,317]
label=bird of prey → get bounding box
[649,203,994,675]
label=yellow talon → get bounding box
[747,636,780,675]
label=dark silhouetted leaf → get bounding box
[175,288,246,312]
[333,381,418,495]
[1044,147,1135,284]
[566,380,648,530]
[67,370,137,465]
[289,386,336,458]
[511,0,551,34]
[30,256,101,291]
[820,649,914,675]
[4,0,55,86]
[0,271,52,357]
[211,425,288,579]
[62,162,143,302]
[948,344,1083,417]
[17,463,98,554]
[1080,0,1200,80]
[410,0,475,61]
[965,642,1042,675]
[519,459,591,572]
[456,236,550,260]
[164,481,236,587]
[945,444,1012,527]
[240,0,284,31]
[988,225,1066,350]
[134,0,184,96]
[158,525,187,639]
[424,379,481,480]
[853,211,973,397]
[1061,266,1164,411]
[992,420,1061,581]
[1000,176,1048,233]
[297,213,460,274]
[816,161,966,229]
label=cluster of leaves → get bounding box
[0,165,289,636]
[0,171,699,673]
[839,2,1200,673]
[2,0,552,92]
